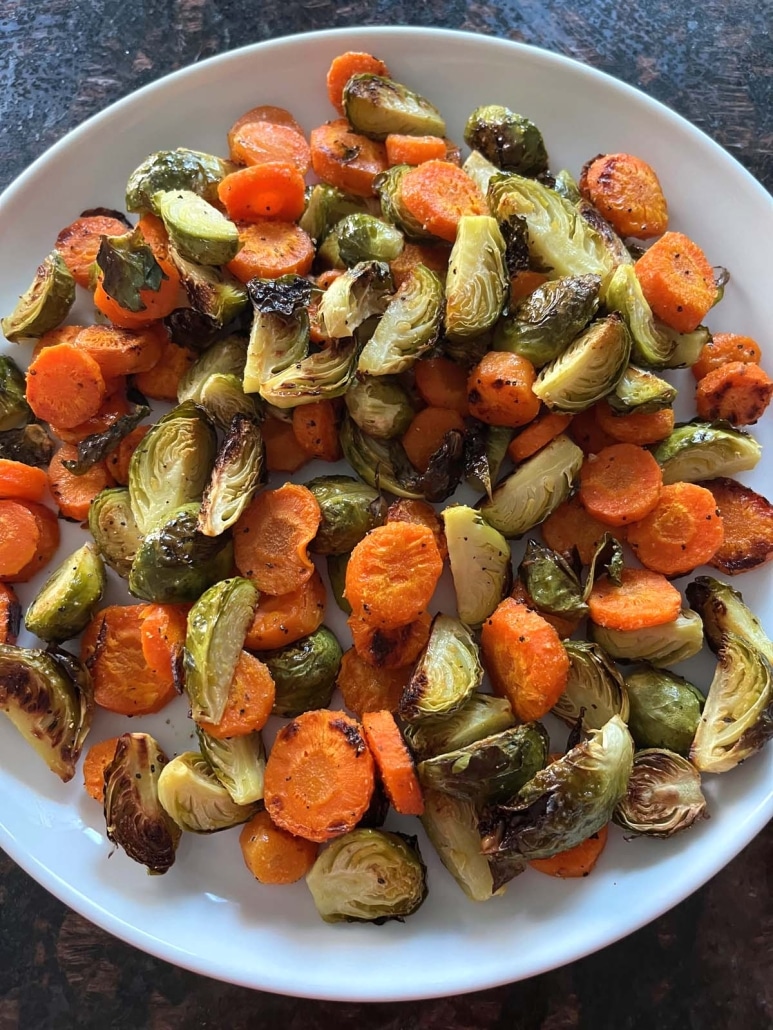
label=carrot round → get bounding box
[55,214,129,288]
[530,824,609,878]
[694,361,773,426]
[704,477,773,576]
[595,399,675,446]
[227,221,315,282]
[261,415,311,473]
[348,610,432,669]
[217,162,307,223]
[509,411,573,463]
[197,650,276,739]
[510,270,550,303]
[587,567,682,630]
[309,119,388,197]
[31,325,85,361]
[26,344,106,429]
[0,459,49,503]
[385,134,447,166]
[140,603,189,682]
[2,502,60,584]
[414,356,470,416]
[228,104,304,139]
[244,570,327,651]
[239,810,318,885]
[326,51,390,115]
[467,351,541,428]
[106,424,152,485]
[541,494,616,565]
[634,231,716,333]
[0,501,41,577]
[389,242,451,289]
[82,736,121,803]
[580,152,668,239]
[336,647,412,717]
[386,498,448,562]
[402,406,466,473]
[626,482,725,576]
[399,160,487,242]
[345,522,443,629]
[228,120,311,174]
[48,444,114,522]
[75,323,166,379]
[0,584,21,644]
[568,403,618,455]
[362,710,424,816]
[291,400,342,462]
[233,482,321,595]
[579,443,663,527]
[52,388,131,446]
[692,333,762,382]
[481,598,570,722]
[264,709,376,843]
[135,340,196,404]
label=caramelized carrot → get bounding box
[595,399,675,446]
[197,650,276,739]
[389,242,451,289]
[508,412,573,463]
[579,443,663,526]
[530,824,609,878]
[385,134,447,166]
[348,610,432,669]
[336,647,412,717]
[568,403,618,455]
[31,325,85,361]
[228,120,311,174]
[704,477,773,576]
[694,361,773,426]
[82,736,121,802]
[217,162,307,223]
[467,351,541,428]
[55,214,129,288]
[362,710,424,816]
[0,584,21,644]
[634,231,716,333]
[402,406,466,473]
[228,104,304,139]
[626,482,725,576]
[386,498,448,562]
[326,51,390,115]
[692,333,762,382]
[47,444,114,522]
[75,323,166,379]
[140,603,189,682]
[261,415,311,473]
[227,221,315,282]
[239,810,318,884]
[244,570,327,650]
[132,339,196,402]
[0,459,49,503]
[587,568,682,630]
[291,400,342,462]
[414,356,470,416]
[309,119,388,197]
[2,502,60,583]
[51,388,132,446]
[579,152,668,239]
[26,344,106,429]
[399,160,487,242]
[541,494,616,565]
[0,501,41,577]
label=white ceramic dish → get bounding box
[1,26,771,1003]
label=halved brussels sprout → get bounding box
[339,417,425,500]
[104,732,181,874]
[687,576,773,664]
[464,423,514,499]
[479,434,583,538]
[442,504,511,628]
[344,376,415,439]
[158,751,260,832]
[606,364,677,415]
[198,415,264,537]
[258,339,358,409]
[462,150,501,195]
[327,553,352,615]
[299,183,377,243]
[0,424,55,467]
[306,476,387,555]
[403,692,516,762]
[464,105,548,177]
[480,715,634,860]
[129,401,217,534]
[374,165,437,241]
[153,189,239,266]
[262,627,343,718]
[0,356,30,430]
[614,748,707,837]
[400,616,483,721]
[0,643,93,782]
[125,148,235,212]
[625,666,704,755]
[25,543,106,643]
[317,261,393,341]
[577,200,634,268]
[493,274,601,367]
[418,723,549,803]
[589,608,704,668]
[96,227,166,314]
[518,540,587,620]
[88,487,143,580]
[178,334,248,403]
[318,213,404,269]
[552,168,582,205]
[170,248,248,327]
[61,404,150,476]
[343,74,445,140]
[690,633,773,773]
[306,828,427,923]
[533,313,632,413]
[2,251,75,342]
[196,373,262,431]
[660,323,711,369]
[183,577,259,724]
[196,727,266,806]
[243,276,311,394]
[445,215,508,341]
[652,421,762,485]
[552,641,629,731]
[605,264,677,368]
[357,264,443,375]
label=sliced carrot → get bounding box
[579,443,663,527]
[541,494,616,566]
[228,104,304,139]
[704,477,773,576]
[399,160,487,242]
[217,162,307,223]
[0,584,21,644]
[362,710,424,816]
[587,567,682,630]
[336,647,412,717]
[133,338,196,402]
[385,134,447,166]
[239,810,318,885]
[309,119,388,197]
[228,120,311,174]
[326,51,390,115]
[509,411,573,463]
[634,231,716,333]
[82,736,121,802]
[530,824,609,878]
[291,400,342,462]
[595,399,675,446]
[226,221,315,282]
[263,709,375,843]
[47,444,114,522]
[140,603,189,682]
[695,361,773,426]
[692,333,762,382]
[106,424,152,486]
[509,579,582,640]
[31,325,85,361]
[626,482,725,577]
[261,415,311,473]
[244,569,326,650]
[579,152,668,239]
[0,501,41,577]
[386,498,448,562]
[0,459,49,503]
[75,323,166,380]
[510,270,550,304]
[467,351,541,428]
[389,242,451,289]
[402,406,466,473]
[2,502,60,584]
[197,650,276,739]
[233,482,321,595]
[348,610,432,669]
[26,344,106,430]
[414,356,470,416]
[55,214,128,288]
[568,403,618,455]
[51,388,131,445]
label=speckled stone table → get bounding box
[1,2,771,1027]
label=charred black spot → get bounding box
[330,717,367,755]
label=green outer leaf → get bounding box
[62,405,150,476]
[0,355,31,430]
[96,228,165,313]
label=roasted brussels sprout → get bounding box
[606,364,677,415]
[262,627,343,718]
[493,275,601,367]
[158,751,260,832]
[400,616,483,721]
[690,633,773,773]
[418,723,548,803]
[652,421,762,484]
[183,577,259,724]
[88,487,143,580]
[61,404,150,476]
[625,667,704,755]
[196,727,266,806]
[0,356,30,430]
[343,74,446,140]
[243,276,311,394]
[198,415,264,537]
[479,434,583,538]
[357,264,443,375]
[445,215,508,341]
[125,147,235,212]
[305,476,386,555]
[327,553,352,615]
[306,828,427,923]
[589,608,704,668]
[464,105,548,177]
[170,248,248,327]
[178,335,248,403]
[339,417,425,500]
[153,189,239,266]
[129,401,217,534]
[614,748,707,837]
[25,543,106,643]
[104,733,181,874]
[462,150,501,195]
[95,227,166,314]
[299,183,376,243]
[196,373,262,431]
[464,423,513,499]
[687,576,773,664]
[533,313,631,412]
[442,505,511,628]
[577,200,634,269]
[660,323,711,369]
[480,715,634,860]
[0,423,55,467]
[2,251,75,341]
[0,643,93,782]
[404,692,516,762]
[258,339,358,409]
[605,264,678,368]
[518,539,587,621]
[344,376,415,439]
[317,261,393,341]
[552,168,582,204]
[374,164,437,241]
[552,641,629,731]
[318,213,404,268]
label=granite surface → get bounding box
[1,1,772,1026]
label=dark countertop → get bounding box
[1,2,771,1027]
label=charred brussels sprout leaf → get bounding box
[170,248,248,327]
[605,264,677,368]
[263,628,343,718]
[445,215,508,341]
[0,643,93,782]
[343,74,445,140]
[154,189,240,266]
[589,608,704,668]
[687,576,773,664]
[158,751,260,832]
[400,616,483,721]
[607,364,677,415]
[319,213,404,268]
[96,227,165,313]
[317,261,393,341]
[258,339,358,409]
[306,828,427,923]
[344,376,415,439]
[243,275,311,394]
[518,539,587,620]
[357,264,443,376]
[374,165,437,241]
[614,748,707,838]
[443,505,511,628]
[299,183,376,244]
[178,335,248,402]
[306,476,387,555]
[104,733,181,874]
[62,405,150,476]
[2,251,75,341]
[164,308,229,351]
[88,487,143,580]
[652,421,762,485]
[416,427,466,503]
[198,415,264,537]
[464,423,513,499]
[339,417,425,500]
[552,641,629,731]
[625,667,704,755]
[0,356,30,430]
[464,105,548,177]
[403,693,516,762]
[25,543,106,643]
[0,424,55,467]
[125,148,235,212]
[196,727,265,806]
